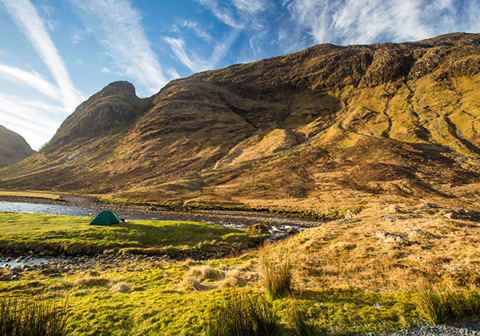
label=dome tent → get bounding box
[89,210,120,226]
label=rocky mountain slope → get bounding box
[0,126,34,167]
[1,33,480,210]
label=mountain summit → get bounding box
[1,33,480,209]
[0,126,34,167]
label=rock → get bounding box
[344,210,356,219]
[376,231,405,243]
[286,227,300,235]
[388,205,401,213]
[376,231,390,239]
[444,211,458,219]
[409,229,425,237]
[384,235,405,243]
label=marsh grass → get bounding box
[260,246,293,299]
[0,295,68,336]
[207,291,281,336]
[416,285,480,324]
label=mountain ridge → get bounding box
[1,32,480,210]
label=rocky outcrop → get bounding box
[0,125,34,167]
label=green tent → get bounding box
[89,210,120,226]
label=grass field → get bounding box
[0,210,480,335]
[0,212,263,257]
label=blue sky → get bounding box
[0,0,479,150]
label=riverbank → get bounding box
[0,193,332,228]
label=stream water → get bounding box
[0,201,160,220]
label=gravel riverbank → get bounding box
[384,323,480,335]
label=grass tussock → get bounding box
[416,285,480,324]
[207,291,281,336]
[260,246,293,299]
[0,296,68,336]
[109,282,133,294]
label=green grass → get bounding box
[0,212,264,257]
[0,275,420,336]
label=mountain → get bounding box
[0,126,34,167]
[1,32,480,210]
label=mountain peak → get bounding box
[96,81,137,99]
[0,125,34,167]
[43,81,148,151]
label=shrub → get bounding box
[260,247,293,299]
[207,291,281,336]
[0,295,68,336]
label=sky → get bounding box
[0,0,479,150]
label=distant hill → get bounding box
[1,32,480,210]
[0,125,34,167]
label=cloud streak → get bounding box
[0,0,83,111]
[71,0,170,95]
[285,0,480,46]
[0,64,60,101]
[165,30,240,73]
[0,93,65,149]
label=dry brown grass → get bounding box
[266,202,480,292]
[110,282,133,294]
[73,276,110,287]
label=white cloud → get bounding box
[0,0,83,112]
[70,0,171,95]
[0,64,60,101]
[285,0,480,46]
[165,30,240,73]
[195,0,243,29]
[174,20,214,43]
[0,93,65,149]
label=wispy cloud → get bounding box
[70,0,170,95]
[195,0,243,29]
[168,0,269,72]
[285,0,480,46]
[165,30,240,73]
[0,93,65,149]
[173,20,214,43]
[0,0,83,111]
[195,0,269,30]
[0,65,60,101]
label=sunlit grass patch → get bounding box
[0,213,264,257]
[0,190,62,201]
